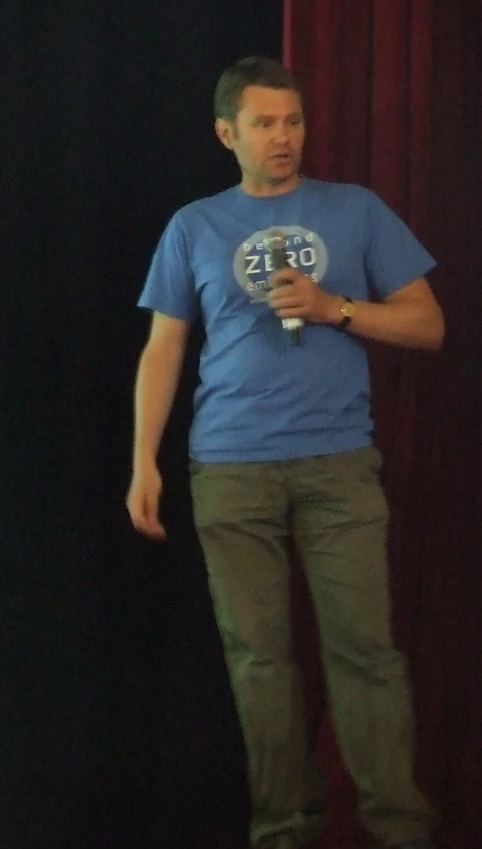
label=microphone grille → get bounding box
[263,228,286,252]
[263,229,288,270]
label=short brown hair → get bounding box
[214,56,302,122]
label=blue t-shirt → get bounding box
[138,178,436,462]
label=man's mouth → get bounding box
[270,153,293,163]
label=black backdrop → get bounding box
[2,3,283,847]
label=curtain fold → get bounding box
[284,2,482,847]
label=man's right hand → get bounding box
[126,464,166,540]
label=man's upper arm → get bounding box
[383,276,437,307]
[145,311,191,356]
[383,276,445,347]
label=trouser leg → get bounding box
[190,461,324,848]
[289,447,436,846]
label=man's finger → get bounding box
[270,267,299,285]
[145,522,167,540]
[269,293,300,311]
[132,515,166,539]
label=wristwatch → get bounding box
[338,296,356,330]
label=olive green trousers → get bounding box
[190,447,435,848]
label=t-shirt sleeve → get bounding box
[137,211,198,321]
[363,189,437,299]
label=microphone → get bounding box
[264,229,303,345]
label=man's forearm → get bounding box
[323,294,445,350]
[132,345,185,469]
[269,271,445,352]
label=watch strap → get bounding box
[338,295,355,330]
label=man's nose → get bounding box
[273,122,290,143]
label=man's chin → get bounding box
[265,167,299,186]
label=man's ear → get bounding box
[215,117,236,150]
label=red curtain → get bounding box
[284,2,482,847]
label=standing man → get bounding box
[126,57,444,849]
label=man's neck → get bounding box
[240,174,302,197]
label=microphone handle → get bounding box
[276,276,303,345]
[266,233,303,346]
[282,318,302,345]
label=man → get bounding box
[126,56,444,849]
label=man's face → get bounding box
[216,85,305,192]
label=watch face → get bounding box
[341,300,356,318]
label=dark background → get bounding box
[2,2,283,847]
